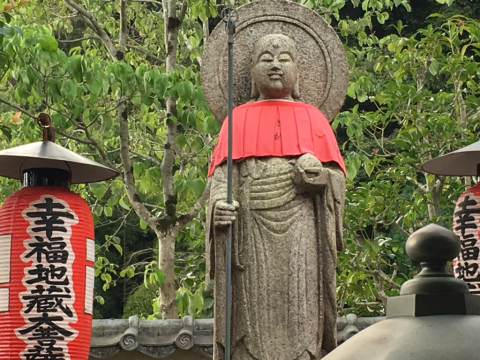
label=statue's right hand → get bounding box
[214,200,239,227]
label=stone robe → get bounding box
[207,155,345,360]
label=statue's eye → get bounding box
[279,54,292,62]
[259,54,273,62]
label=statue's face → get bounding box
[251,34,299,101]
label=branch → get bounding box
[353,264,401,290]
[55,128,94,145]
[57,36,101,43]
[127,44,164,65]
[129,0,163,5]
[118,0,128,58]
[62,0,117,60]
[117,97,156,228]
[391,221,410,238]
[0,97,37,119]
[178,0,187,23]
[178,178,211,226]
[132,151,162,167]
[83,126,118,171]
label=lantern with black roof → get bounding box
[0,113,118,360]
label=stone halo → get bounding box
[201,0,349,123]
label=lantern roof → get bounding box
[422,140,480,176]
[323,224,480,360]
[0,140,118,184]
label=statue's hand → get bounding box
[214,200,239,227]
[295,153,328,190]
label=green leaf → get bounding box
[61,79,77,100]
[104,206,113,217]
[131,92,142,106]
[203,297,214,310]
[85,70,103,95]
[140,218,148,230]
[3,12,11,24]
[193,291,203,312]
[429,60,439,75]
[187,179,205,197]
[347,83,356,99]
[113,243,123,255]
[155,268,166,287]
[69,57,83,83]
[101,114,113,133]
[119,197,131,210]
[51,113,68,129]
[39,36,58,52]
[90,184,106,200]
[154,73,168,98]
[176,134,187,148]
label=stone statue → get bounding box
[205,32,346,360]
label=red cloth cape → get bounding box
[208,100,346,177]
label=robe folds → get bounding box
[207,101,346,360]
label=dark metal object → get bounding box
[223,4,236,360]
[23,168,71,188]
[37,113,56,143]
[421,140,480,176]
[0,141,118,184]
[323,223,480,360]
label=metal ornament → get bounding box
[421,140,480,176]
[0,141,118,184]
[222,3,236,360]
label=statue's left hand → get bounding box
[294,153,328,190]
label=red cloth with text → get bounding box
[208,101,346,177]
[0,186,95,360]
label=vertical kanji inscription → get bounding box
[16,195,79,360]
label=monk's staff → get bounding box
[222,3,236,360]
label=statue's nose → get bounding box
[270,60,281,70]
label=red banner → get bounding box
[0,186,95,359]
[453,182,480,294]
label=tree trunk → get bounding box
[157,228,179,318]
[158,0,186,319]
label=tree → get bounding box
[335,15,480,314]
[0,0,217,318]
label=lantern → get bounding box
[452,182,480,293]
[422,140,480,293]
[0,114,118,359]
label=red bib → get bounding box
[208,101,345,177]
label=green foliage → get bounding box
[175,283,214,319]
[123,284,158,319]
[0,0,478,320]
[336,14,480,315]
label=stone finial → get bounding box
[386,224,480,319]
[401,224,468,296]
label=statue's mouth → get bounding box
[268,73,283,80]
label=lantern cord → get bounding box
[221,3,236,360]
[37,113,56,143]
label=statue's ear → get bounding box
[250,77,260,101]
[292,75,301,101]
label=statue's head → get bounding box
[250,34,301,102]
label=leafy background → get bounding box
[0,0,478,319]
